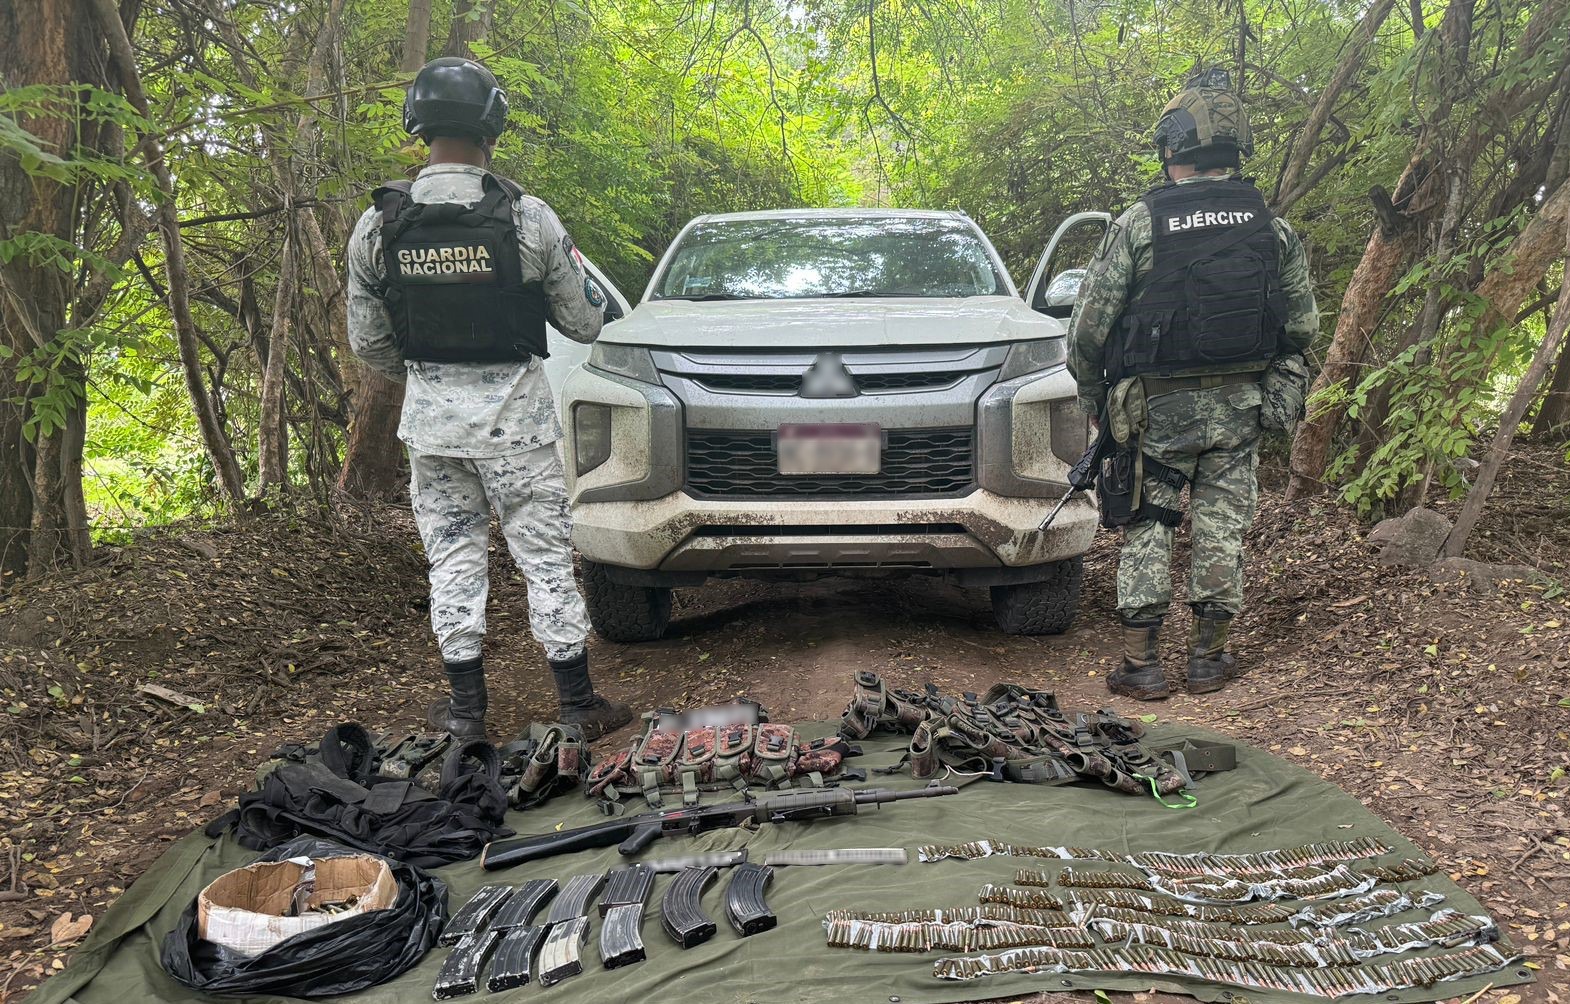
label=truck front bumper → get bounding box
[570,488,1097,580]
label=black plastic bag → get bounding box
[160,836,447,997]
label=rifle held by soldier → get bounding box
[1039,415,1116,531]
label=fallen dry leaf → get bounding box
[49,911,92,946]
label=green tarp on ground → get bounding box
[29,722,1530,1004]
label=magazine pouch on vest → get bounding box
[1116,178,1284,377]
[374,176,549,363]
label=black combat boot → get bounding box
[1107,617,1171,701]
[1186,605,1238,694]
[427,655,488,740]
[550,650,632,741]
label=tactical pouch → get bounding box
[838,671,928,740]
[1098,447,1188,530]
[1098,447,1139,529]
[632,720,684,808]
[592,714,850,809]
[1260,353,1311,433]
[675,726,718,805]
[501,723,589,810]
[714,724,756,792]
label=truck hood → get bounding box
[600,296,1063,349]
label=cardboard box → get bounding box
[197,854,397,957]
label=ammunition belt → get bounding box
[1065,863,1385,903]
[1081,910,1497,968]
[921,838,1390,869]
[824,918,1095,954]
[929,942,1519,996]
[824,905,1069,927]
[975,885,1066,910]
[1064,890,1298,925]
[1291,888,1447,928]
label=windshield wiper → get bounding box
[658,292,752,301]
[818,289,884,298]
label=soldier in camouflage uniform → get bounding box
[347,57,632,739]
[1067,69,1318,700]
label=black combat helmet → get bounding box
[1151,67,1253,164]
[403,57,510,141]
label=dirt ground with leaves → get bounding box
[1,448,1567,1003]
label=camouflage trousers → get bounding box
[1117,383,1262,622]
[409,444,590,663]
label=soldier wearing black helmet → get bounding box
[346,57,632,740]
[1066,69,1319,700]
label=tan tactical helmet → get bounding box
[1152,67,1254,161]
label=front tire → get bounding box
[582,559,673,642]
[990,557,1082,635]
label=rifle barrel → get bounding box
[854,785,960,804]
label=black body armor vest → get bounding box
[373,175,549,364]
[1112,178,1285,378]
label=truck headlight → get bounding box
[573,403,612,476]
[998,338,1066,380]
[588,342,660,383]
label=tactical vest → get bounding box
[373,175,549,364]
[587,712,856,809]
[1113,178,1285,378]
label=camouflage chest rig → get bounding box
[588,702,862,810]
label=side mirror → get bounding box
[603,300,625,324]
[1034,268,1087,319]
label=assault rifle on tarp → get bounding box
[480,784,959,870]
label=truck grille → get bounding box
[693,371,969,395]
[685,428,975,498]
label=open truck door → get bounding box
[544,256,631,417]
[1023,211,1112,320]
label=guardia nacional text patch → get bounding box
[393,240,500,283]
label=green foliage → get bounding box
[6,0,1561,542]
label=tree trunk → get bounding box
[257,225,296,495]
[1273,0,1397,213]
[1442,214,1570,558]
[88,0,249,507]
[402,0,434,72]
[1353,167,1469,470]
[1286,224,1414,497]
[0,0,107,581]
[336,0,442,502]
[1285,0,1480,499]
[1531,327,1570,437]
[443,0,493,58]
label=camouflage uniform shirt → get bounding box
[346,164,604,457]
[1066,174,1318,416]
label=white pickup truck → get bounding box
[555,208,1110,642]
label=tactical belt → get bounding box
[1139,371,1262,394]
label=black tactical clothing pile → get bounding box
[206,723,513,868]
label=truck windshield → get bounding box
[652,217,1008,300]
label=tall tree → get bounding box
[0,0,115,579]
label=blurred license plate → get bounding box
[777,423,881,475]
